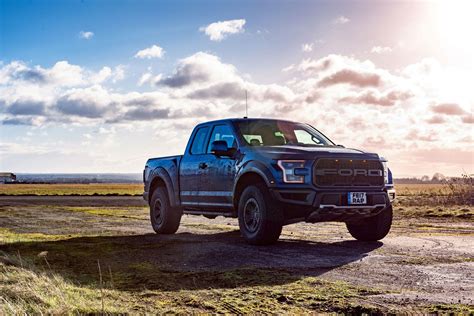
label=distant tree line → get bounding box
[395,173,472,184]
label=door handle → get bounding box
[199,162,208,169]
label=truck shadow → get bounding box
[1,231,382,291]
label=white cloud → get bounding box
[332,16,350,25]
[79,31,94,40]
[281,64,295,72]
[302,43,313,52]
[134,45,165,59]
[199,19,246,41]
[112,65,126,83]
[138,72,162,87]
[371,46,393,54]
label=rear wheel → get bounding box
[150,187,181,234]
[346,205,393,241]
[238,184,283,245]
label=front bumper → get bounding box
[271,187,392,223]
[306,203,388,223]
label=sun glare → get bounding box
[437,0,474,68]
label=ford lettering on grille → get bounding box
[313,159,384,187]
[315,169,383,177]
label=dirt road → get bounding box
[0,196,473,313]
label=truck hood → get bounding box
[251,145,381,160]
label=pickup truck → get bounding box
[143,118,396,245]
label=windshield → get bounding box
[234,120,334,147]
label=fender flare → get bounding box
[233,160,276,195]
[149,167,179,207]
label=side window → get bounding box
[190,126,210,155]
[207,124,236,152]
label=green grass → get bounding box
[0,228,82,244]
[65,206,148,220]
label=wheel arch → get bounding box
[149,167,178,207]
[233,171,269,210]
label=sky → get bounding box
[0,0,473,177]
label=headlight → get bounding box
[277,160,306,183]
[381,160,389,184]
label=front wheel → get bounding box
[150,187,182,234]
[238,184,283,245]
[346,205,393,241]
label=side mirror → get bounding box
[336,144,345,148]
[210,140,234,157]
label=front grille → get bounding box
[313,158,384,187]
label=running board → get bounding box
[183,210,235,217]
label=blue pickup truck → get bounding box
[143,118,396,245]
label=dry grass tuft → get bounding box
[444,174,473,205]
[395,174,473,207]
[0,252,133,314]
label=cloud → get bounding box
[138,72,162,86]
[318,69,382,88]
[426,115,446,124]
[371,46,392,54]
[406,129,438,142]
[332,16,350,25]
[134,45,165,59]
[1,61,48,84]
[187,82,243,100]
[291,54,377,76]
[55,86,113,118]
[5,99,46,115]
[301,43,313,52]
[1,117,38,125]
[199,19,246,41]
[158,52,239,88]
[296,57,333,73]
[79,31,94,39]
[431,103,466,115]
[339,89,413,106]
[462,114,473,124]
[281,64,295,72]
[121,108,170,121]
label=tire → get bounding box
[346,205,393,241]
[150,187,181,234]
[238,184,283,245]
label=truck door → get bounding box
[199,124,237,208]
[179,126,210,207]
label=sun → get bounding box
[436,0,474,68]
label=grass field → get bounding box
[1,182,472,313]
[0,182,462,196]
[0,183,143,196]
[1,203,473,314]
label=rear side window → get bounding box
[190,126,209,155]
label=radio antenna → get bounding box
[244,90,248,118]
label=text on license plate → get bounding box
[348,192,367,205]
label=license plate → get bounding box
[348,192,367,205]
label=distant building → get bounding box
[0,172,17,183]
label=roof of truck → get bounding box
[197,117,298,126]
